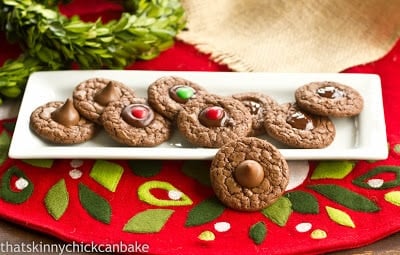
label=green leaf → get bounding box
[90,160,124,192]
[44,179,69,220]
[185,197,225,227]
[181,160,211,186]
[249,221,267,245]
[325,206,355,228]
[384,191,400,206]
[311,161,356,180]
[0,166,34,204]
[137,180,193,206]
[22,159,54,168]
[123,209,174,233]
[285,191,319,214]
[308,184,380,212]
[128,160,162,177]
[0,131,11,165]
[353,166,400,189]
[78,183,111,224]
[261,197,292,226]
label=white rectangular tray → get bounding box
[9,70,388,160]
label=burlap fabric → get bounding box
[177,0,400,72]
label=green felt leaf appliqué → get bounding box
[384,191,400,206]
[311,160,355,180]
[249,221,267,245]
[22,159,54,168]
[44,179,69,220]
[261,197,292,226]
[138,180,193,206]
[181,160,211,186]
[128,160,163,177]
[325,206,355,228]
[353,166,400,189]
[0,131,11,165]
[123,209,174,233]
[185,197,225,227]
[78,183,111,224]
[308,184,380,212]
[0,166,33,204]
[90,160,124,192]
[285,191,319,214]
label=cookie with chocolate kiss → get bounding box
[73,77,136,124]
[210,137,289,212]
[30,99,98,144]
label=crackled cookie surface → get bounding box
[30,99,97,144]
[176,94,252,148]
[210,137,289,211]
[264,102,336,148]
[232,92,278,136]
[295,81,364,117]
[101,98,172,147]
[73,77,136,124]
[147,76,208,120]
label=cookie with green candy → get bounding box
[147,76,208,120]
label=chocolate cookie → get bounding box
[176,94,252,148]
[232,92,278,136]
[147,76,207,120]
[30,99,98,144]
[101,97,172,147]
[210,137,289,212]
[264,102,336,148]
[294,81,364,117]
[73,77,136,124]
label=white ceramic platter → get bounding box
[9,70,388,160]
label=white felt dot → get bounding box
[214,222,231,232]
[168,190,182,200]
[367,178,384,188]
[15,177,29,190]
[295,222,312,233]
[70,159,84,168]
[69,169,83,179]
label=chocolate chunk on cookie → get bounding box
[232,92,278,136]
[295,81,364,117]
[147,76,208,120]
[30,99,98,144]
[176,94,252,148]
[264,102,335,148]
[73,77,136,124]
[210,137,289,212]
[101,98,172,146]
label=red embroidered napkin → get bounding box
[1,1,400,255]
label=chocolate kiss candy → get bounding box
[234,160,264,188]
[51,98,80,127]
[94,82,121,106]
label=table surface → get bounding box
[0,218,399,254]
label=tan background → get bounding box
[178,0,400,72]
